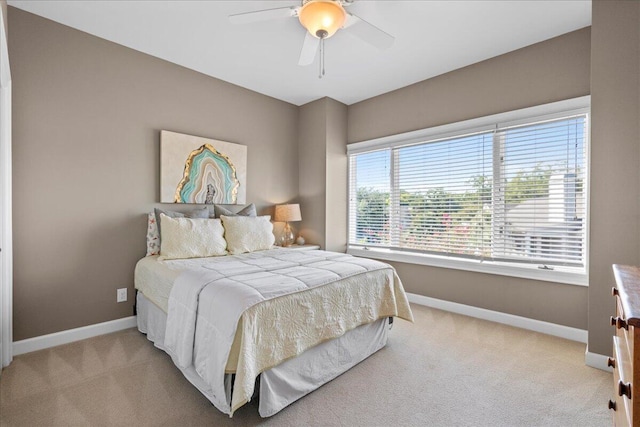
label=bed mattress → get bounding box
[135,254,213,313]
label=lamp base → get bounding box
[280,222,295,247]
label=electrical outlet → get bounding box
[117,288,127,303]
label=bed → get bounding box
[135,208,413,417]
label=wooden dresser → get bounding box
[610,264,640,426]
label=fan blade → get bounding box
[298,32,320,66]
[229,6,297,25]
[344,13,394,50]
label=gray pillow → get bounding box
[189,206,210,219]
[213,203,257,218]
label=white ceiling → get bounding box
[8,1,591,106]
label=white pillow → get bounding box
[220,215,275,255]
[159,214,227,260]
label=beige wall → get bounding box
[9,8,298,340]
[348,28,591,143]
[347,28,592,330]
[298,97,348,251]
[324,98,348,252]
[298,99,327,247]
[588,1,640,355]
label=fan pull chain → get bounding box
[319,36,325,79]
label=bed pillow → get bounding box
[154,208,185,239]
[145,212,161,256]
[220,215,275,255]
[159,214,227,260]
[154,207,211,237]
[213,203,257,219]
[189,206,211,218]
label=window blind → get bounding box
[350,149,391,246]
[348,111,588,270]
[493,116,586,266]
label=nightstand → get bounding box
[286,244,321,251]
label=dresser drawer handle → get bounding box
[611,316,629,330]
[619,381,632,399]
[612,287,619,297]
[608,357,616,369]
[609,399,617,411]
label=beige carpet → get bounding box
[0,304,611,426]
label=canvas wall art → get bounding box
[160,130,247,204]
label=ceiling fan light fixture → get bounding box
[298,0,347,39]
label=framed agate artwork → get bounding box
[160,130,247,204]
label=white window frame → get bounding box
[347,96,590,286]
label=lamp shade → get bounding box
[298,0,346,39]
[274,204,302,222]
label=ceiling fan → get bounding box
[229,0,394,78]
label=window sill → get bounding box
[347,246,588,287]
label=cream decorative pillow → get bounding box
[220,215,275,255]
[154,207,210,238]
[159,214,227,260]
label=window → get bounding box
[348,98,589,285]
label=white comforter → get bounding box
[161,248,413,416]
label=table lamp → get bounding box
[274,204,302,247]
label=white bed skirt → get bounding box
[136,292,389,417]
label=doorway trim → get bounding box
[1,4,13,369]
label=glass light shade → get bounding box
[298,0,346,39]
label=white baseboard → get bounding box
[13,316,137,356]
[585,349,613,372]
[407,293,588,343]
[8,298,609,372]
